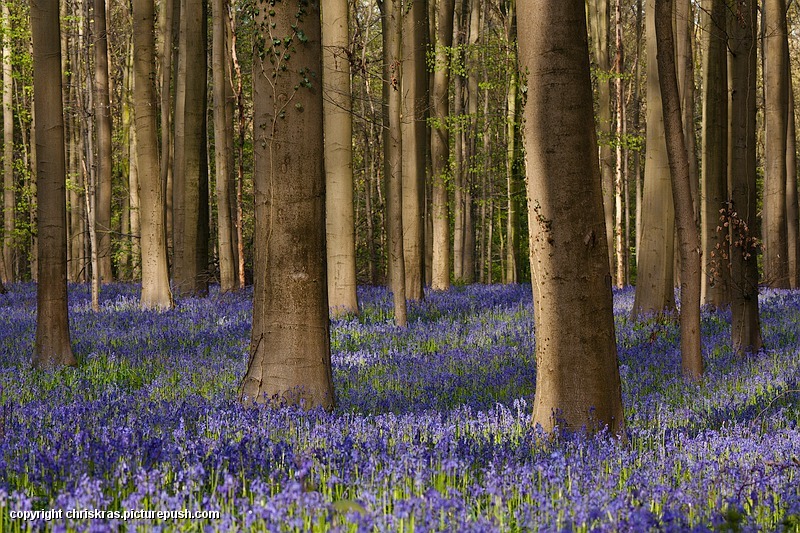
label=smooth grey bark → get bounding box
[241,0,335,408]
[383,0,408,326]
[323,0,358,315]
[763,0,790,288]
[728,0,762,354]
[700,0,729,307]
[520,0,624,434]
[172,0,210,297]
[632,0,675,318]
[31,0,76,369]
[430,0,455,291]
[94,0,113,283]
[133,0,174,309]
[401,0,427,301]
[212,0,238,293]
[655,0,703,380]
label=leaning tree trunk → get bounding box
[728,0,762,355]
[700,0,729,307]
[323,0,359,315]
[632,0,675,318]
[240,0,335,409]
[655,0,703,380]
[430,0,455,291]
[520,0,624,434]
[31,0,76,369]
[763,0,790,288]
[133,0,173,309]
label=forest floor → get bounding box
[0,282,798,531]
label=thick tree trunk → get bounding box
[700,0,729,307]
[383,0,408,326]
[430,0,455,291]
[632,0,675,318]
[323,0,358,315]
[728,0,762,355]
[172,0,209,297]
[520,0,624,434]
[401,0,427,300]
[655,0,703,380]
[94,0,113,283]
[133,0,173,309]
[212,0,238,293]
[763,0,790,288]
[241,0,335,409]
[31,0,76,369]
[2,1,13,282]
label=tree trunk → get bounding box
[505,3,518,284]
[520,0,624,434]
[452,0,465,283]
[728,0,762,355]
[401,0,427,300]
[632,0,675,318]
[172,0,209,297]
[2,1,13,282]
[161,0,179,261]
[383,0,408,326]
[323,0,359,315]
[93,0,113,283]
[31,0,76,369]
[430,0,455,291]
[212,0,237,293]
[655,0,703,380]
[675,0,698,222]
[133,0,173,309]
[613,0,625,288]
[240,0,335,409]
[763,0,790,288]
[787,78,799,288]
[588,0,615,279]
[700,0,729,307]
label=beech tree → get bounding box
[763,0,790,288]
[401,0,427,301]
[655,0,702,380]
[430,0,455,291]
[93,0,113,284]
[2,0,13,282]
[240,0,335,408]
[519,0,624,433]
[31,0,76,368]
[172,0,210,297]
[323,0,359,315]
[700,0,728,307]
[382,0,408,326]
[133,0,173,309]
[632,0,675,318]
[728,0,762,354]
